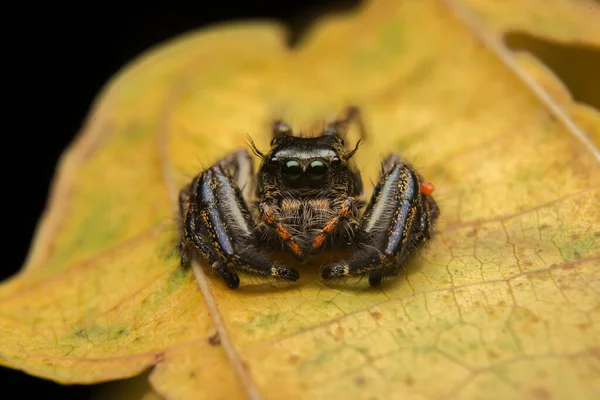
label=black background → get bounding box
[2,1,360,398]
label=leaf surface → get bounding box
[2,1,600,399]
[456,0,600,145]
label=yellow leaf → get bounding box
[454,0,600,145]
[458,0,600,44]
[2,1,600,399]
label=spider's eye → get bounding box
[282,160,303,179]
[307,160,328,178]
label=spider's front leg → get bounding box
[179,150,299,288]
[321,154,439,286]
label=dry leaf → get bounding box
[2,1,599,399]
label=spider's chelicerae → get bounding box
[178,107,439,288]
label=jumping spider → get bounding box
[179,107,439,288]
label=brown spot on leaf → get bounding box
[370,311,383,321]
[333,325,345,341]
[530,387,551,400]
[208,332,221,346]
[577,323,590,331]
[466,229,477,237]
[288,354,300,365]
[405,376,414,386]
[354,376,366,386]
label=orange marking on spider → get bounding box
[420,182,435,196]
[260,203,304,258]
[312,199,355,250]
[313,234,326,249]
[275,223,292,241]
[322,218,339,233]
[262,213,275,224]
[288,241,303,257]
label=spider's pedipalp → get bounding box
[311,197,357,251]
[259,202,305,260]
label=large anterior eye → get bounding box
[282,160,303,179]
[307,160,328,178]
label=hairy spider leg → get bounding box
[180,156,299,288]
[178,186,193,266]
[409,194,439,247]
[180,149,253,227]
[218,149,256,201]
[311,197,358,251]
[258,202,305,260]
[271,119,293,138]
[323,105,366,141]
[321,154,439,286]
[180,176,241,288]
[204,167,299,279]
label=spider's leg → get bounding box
[271,119,293,138]
[180,174,241,288]
[311,197,359,251]
[178,185,193,266]
[180,151,299,288]
[201,166,299,280]
[218,149,255,201]
[258,202,306,260]
[322,106,366,140]
[321,154,439,286]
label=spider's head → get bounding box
[249,121,361,191]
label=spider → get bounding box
[178,107,439,288]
